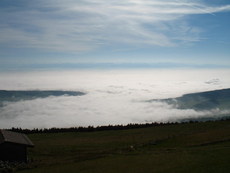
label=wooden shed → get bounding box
[0,130,34,162]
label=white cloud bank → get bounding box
[0,69,230,129]
[0,0,230,52]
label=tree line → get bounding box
[7,118,230,134]
[7,121,201,134]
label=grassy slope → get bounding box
[18,120,230,173]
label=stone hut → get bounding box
[0,130,34,162]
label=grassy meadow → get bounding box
[18,120,230,173]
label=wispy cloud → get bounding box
[0,0,230,52]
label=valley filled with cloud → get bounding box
[0,69,230,129]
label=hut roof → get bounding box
[0,130,34,147]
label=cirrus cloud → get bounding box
[0,0,230,52]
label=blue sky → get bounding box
[0,0,230,70]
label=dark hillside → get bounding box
[0,90,85,106]
[150,88,230,111]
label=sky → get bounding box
[0,1,230,128]
[0,0,230,70]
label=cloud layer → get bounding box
[0,69,230,129]
[1,0,230,52]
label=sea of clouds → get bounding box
[0,69,230,129]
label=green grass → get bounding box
[18,120,230,173]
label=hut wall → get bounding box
[0,143,27,162]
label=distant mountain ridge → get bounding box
[149,88,230,111]
[0,90,85,106]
